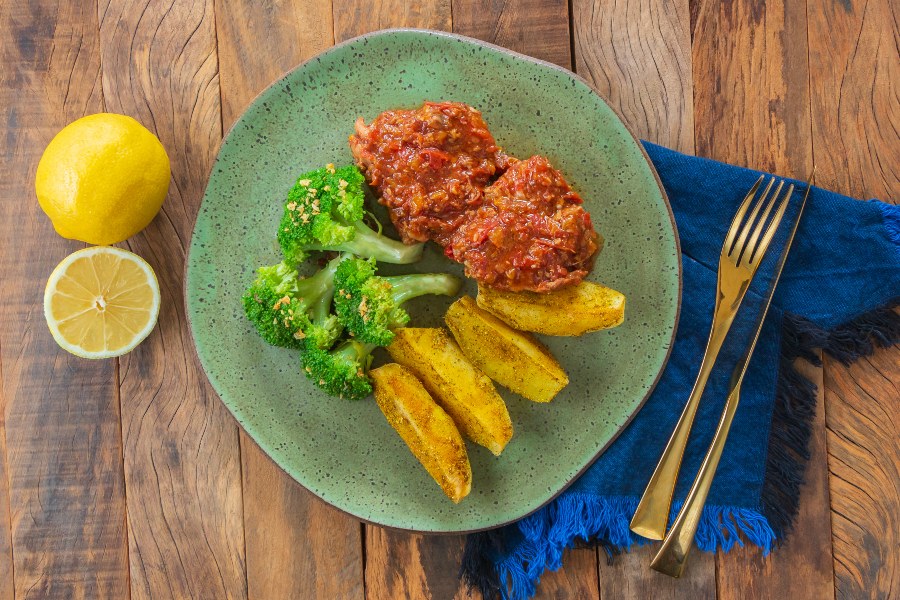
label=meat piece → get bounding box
[447,156,601,293]
[349,102,510,245]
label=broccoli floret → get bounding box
[301,339,378,400]
[333,257,462,345]
[277,164,423,265]
[241,256,344,349]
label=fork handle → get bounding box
[650,382,742,577]
[629,308,733,540]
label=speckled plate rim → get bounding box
[185,28,682,534]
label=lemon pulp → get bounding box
[44,247,160,358]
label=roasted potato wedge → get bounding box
[371,364,472,503]
[387,328,513,456]
[445,296,568,402]
[477,281,625,336]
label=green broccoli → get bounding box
[277,164,423,265]
[333,257,462,345]
[301,339,378,400]
[241,255,344,349]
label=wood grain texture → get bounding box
[534,548,599,599]
[452,3,602,596]
[572,0,694,153]
[216,0,335,131]
[691,0,810,174]
[366,528,469,599]
[691,1,838,597]
[599,545,715,599]
[332,0,451,43]
[0,371,11,600]
[451,0,572,68]
[573,0,716,594]
[97,0,247,597]
[715,358,835,599]
[0,1,131,598]
[823,351,899,600]
[807,1,898,598]
[333,2,472,599]
[215,2,365,598]
[807,0,898,202]
[241,438,364,600]
[367,531,599,600]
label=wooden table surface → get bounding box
[1,0,897,598]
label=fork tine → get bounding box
[746,183,794,266]
[723,175,765,253]
[742,180,784,263]
[731,177,775,257]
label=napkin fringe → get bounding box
[461,300,899,600]
[762,302,899,541]
[462,494,776,599]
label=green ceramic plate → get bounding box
[187,29,680,533]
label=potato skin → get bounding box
[476,281,625,336]
[445,296,568,402]
[387,328,513,456]
[371,363,472,503]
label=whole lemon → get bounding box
[36,113,170,245]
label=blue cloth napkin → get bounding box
[462,143,900,599]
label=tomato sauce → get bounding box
[350,103,600,292]
[447,156,601,292]
[349,101,509,245]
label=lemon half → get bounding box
[44,247,161,359]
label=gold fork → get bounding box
[630,175,795,540]
[650,171,812,577]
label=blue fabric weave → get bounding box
[465,143,900,599]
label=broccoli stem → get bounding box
[334,339,379,373]
[309,221,424,264]
[336,340,379,359]
[385,273,462,304]
[294,254,344,324]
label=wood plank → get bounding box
[823,351,899,600]
[367,530,599,600]
[534,547,600,599]
[807,1,898,597]
[331,4,468,599]
[215,1,366,598]
[0,1,131,598]
[338,2,597,597]
[690,0,837,596]
[692,0,811,175]
[716,358,835,599]
[96,0,247,597]
[807,0,898,202]
[216,0,335,133]
[241,438,363,599]
[0,363,15,600]
[572,0,694,153]
[365,528,469,599]
[454,6,600,597]
[599,545,715,599]
[573,0,714,595]
[332,0,451,43]
[451,0,572,68]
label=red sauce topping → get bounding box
[349,102,509,245]
[447,156,601,292]
[350,103,601,292]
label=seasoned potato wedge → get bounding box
[477,281,625,336]
[371,364,472,503]
[387,328,513,456]
[445,296,568,403]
